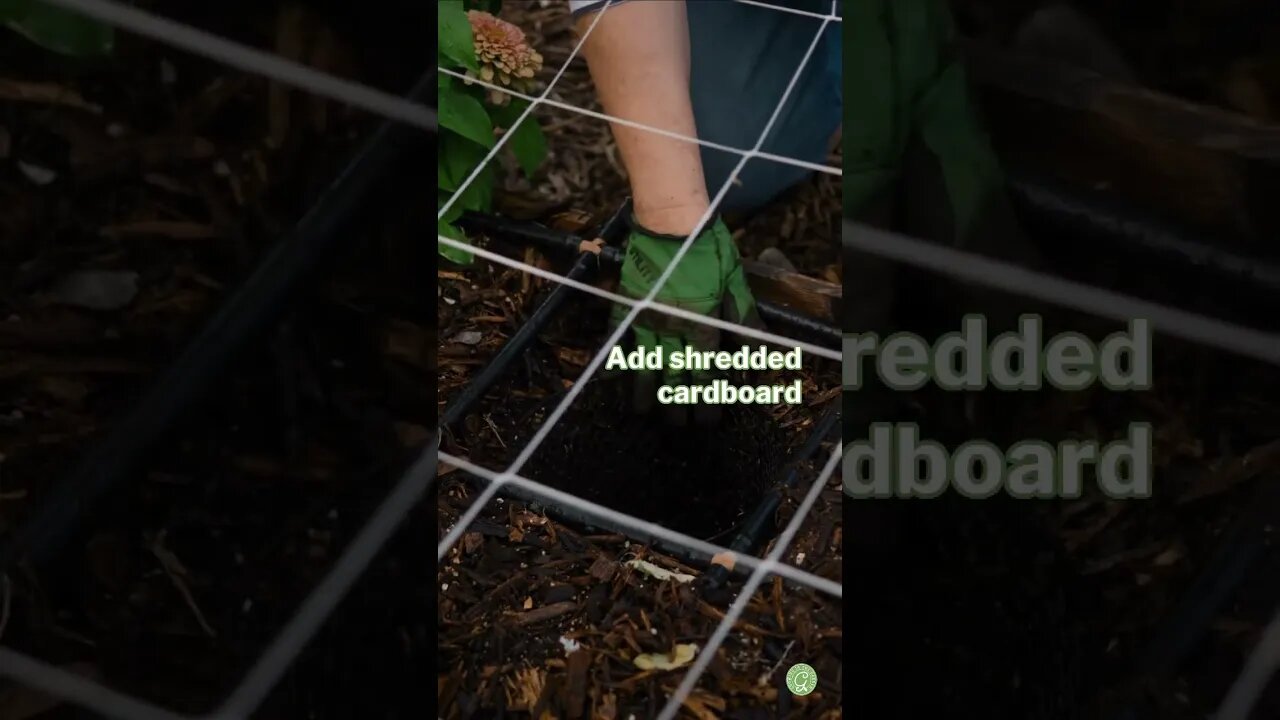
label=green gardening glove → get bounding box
[608,214,763,426]
[844,0,1005,247]
[843,0,1035,341]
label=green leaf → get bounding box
[439,132,486,192]
[437,0,477,72]
[438,157,491,216]
[439,190,465,223]
[438,220,474,265]
[1,0,114,57]
[488,98,526,126]
[463,167,492,211]
[438,84,494,148]
[438,136,492,217]
[506,115,546,179]
[455,163,492,212]
[489,100,545,179]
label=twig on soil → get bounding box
[0,79,102,113]
[670,689,725,720]
[772,576,786,633]
[1178,438,1280,504]
[1080,541,1166,576]
[1060,501,1126,552]
[512,600,577,626]
[150,531,216,638]
[696,601,782,638]
[759,639,795,686]
[522,247,537,294]
[483,413,507,449]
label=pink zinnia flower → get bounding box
[467,10,543,106]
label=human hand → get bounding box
[608,214,763,426]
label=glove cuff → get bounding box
[628,210,725,242]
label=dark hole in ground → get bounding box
[479,375,790,541]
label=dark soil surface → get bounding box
[495,376,787,540]
[845,27,1280,720]
[437,247,843,718]
[436,467,844,720]
[1,1,433,718]
[858,336,1280,720]
[956,0,1280,122]
[824,5,1280,719]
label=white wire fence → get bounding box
[434,0,1280,713]
[0,0,847,719]
[436,3,845,716]
[2,0,1278,718]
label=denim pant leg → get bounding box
[687,0,842,214]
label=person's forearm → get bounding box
[577,1,709,235]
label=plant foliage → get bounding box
[437,0,545,265]
[0,0,114,57]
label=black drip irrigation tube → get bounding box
[440,200,633,431]
[1107,473,1280,720]
[460,211,843,347]
[472,400,841,580]
[700,402,840,590]
[1,71,436,575]
[1008,168,1280,306]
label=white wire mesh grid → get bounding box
[436,2,844,715]
[0,0,1277,718]
[0,0,846,719]
[436,452,843,599]
[432,0,1280,713]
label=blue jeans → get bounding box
[687,0,842,213]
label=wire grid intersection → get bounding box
[435,66,842,178]
[435,452,844,599]
[433,233,841,361]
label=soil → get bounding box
[826,5,1280,719]
[437,253,843,718]
[857,340,1280,719]
[491,375,786,540]
[956,0,1280,122]
[0,1,433,718]
[842,52,1280,720]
